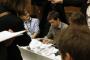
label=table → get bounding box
[19,47,52,60]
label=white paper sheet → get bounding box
[0,30,26,42]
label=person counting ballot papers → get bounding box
[41,11,68,44]
[20,11,40,39]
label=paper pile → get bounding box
[29,39,61,60]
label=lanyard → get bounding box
[25,18,32,33]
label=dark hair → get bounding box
[57,27,90,60]
[47,11,62,21]
[0,0,31,15]
[69,12,87,25]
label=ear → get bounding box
[64,53,73,60]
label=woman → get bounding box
[0,0,31,60]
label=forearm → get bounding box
[45,33,54,40]
[31,33,38,39]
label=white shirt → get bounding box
[24,17,39,37]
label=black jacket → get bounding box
[0,6,31,60]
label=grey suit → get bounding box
[45,22,68,41]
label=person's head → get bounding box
[69,12,87,26]
[57,27,90,60]
[20,11,30,21]
[0,0,31,15]
[47,11,62,28]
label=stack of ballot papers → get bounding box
[0,30,26,42]
[28,39,61,60]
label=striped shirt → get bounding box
[24,17,39,36]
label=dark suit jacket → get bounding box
[0,6,31,60]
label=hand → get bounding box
[42,39,53,44]
[49,0,63,4]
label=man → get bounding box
[20,12,40,39]
[43,11,68,44]
[57,26,90,60]
[56,12,89,60]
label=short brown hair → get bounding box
[47,11,62,21]
[57,27,90,60]
[69,12,87,25]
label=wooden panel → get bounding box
[64,6,80,13]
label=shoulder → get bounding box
[2,13,24,27]
[61,22,68,29]
[32,18,39,22]
[2,13,21,22]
